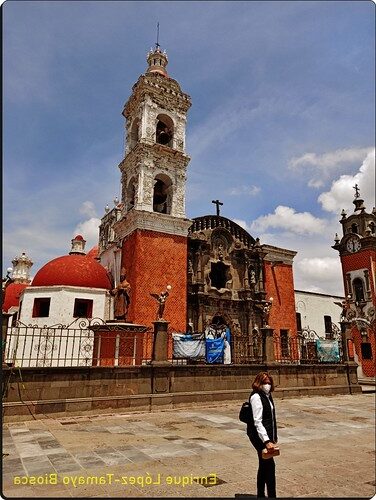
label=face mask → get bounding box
[262,384,271,394]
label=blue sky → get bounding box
[3,1,375,295]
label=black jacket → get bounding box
[247,390,278,450]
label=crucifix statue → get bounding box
[353,184,360,199]
[212,199,223,216]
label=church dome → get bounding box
[31,254,112,290]
[2,283,28,313]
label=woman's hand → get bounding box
[265,442,275,450]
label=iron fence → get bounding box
[273,328,343,364]
[3,319,153,368]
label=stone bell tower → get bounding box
[113,44,192,333]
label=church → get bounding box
[3,43,375,377]
[98,43,297,362]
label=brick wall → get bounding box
[264,261,297,337]
[121,230,188,359]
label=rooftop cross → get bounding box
[212,199,223,216]
[353,183,360,199]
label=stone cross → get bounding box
[353,184,360,198]
[212,199,223,216]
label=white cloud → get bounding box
[289,147,373,189]
[79,201,97,218]
[233,219,250,231]
[318,149,375,213]
[251,205,326,235]
[229,185,261,196]
[289,147,372,170]
[295,257,343,292]
[73,218,101,251]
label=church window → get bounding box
[296,312,302,332]
[129,118,139,150]
[369,222,375,233]
[351,223,358,234]
[32,298,51,318]
[73,299,93,318]
[209,261,229,289]
[353,278,365,302]
[360,342,372,360]
[153,174,172,214]
[324,315,332,335]
[126,177,137,211]
[156,114,174,147]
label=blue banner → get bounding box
[206,337,224,363]
[316,339,340,363]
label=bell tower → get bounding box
[113,44,192,333]
[332,185,376,377]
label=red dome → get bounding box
[86,246,99,260]
[2,283,28,313]
[31,254,111,289]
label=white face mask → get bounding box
[262,384,271,394]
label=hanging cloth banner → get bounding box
[206,337,225,363]
[172,333,205,359]
[316,339,340,363]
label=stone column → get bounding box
[152,320,171,366]
[340,320,351,362]
[261,327,275,363]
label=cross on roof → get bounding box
[353,183,360,199]
[212,199,223,216]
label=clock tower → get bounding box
[101,43,192,339]
[332,186,376,377]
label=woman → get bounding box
[247,372,278,498]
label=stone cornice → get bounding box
[119,142,190,172]
[124,74,191,117]
[262,244,297,265]
[114,210,192,239]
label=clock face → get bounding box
[346,236,361,253]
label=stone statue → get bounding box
[150,286,172,320]
[111,274,131,321]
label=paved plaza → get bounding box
[2,393,375,498]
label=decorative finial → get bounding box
[334,233,340,244]
[105,204,110,213]
[114,196,119,206]
[341,209,347,219]
[353,183,360,199]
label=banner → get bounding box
[172,333,205,359]
[205,337,224,363]
[316,339,340,363]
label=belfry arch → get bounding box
[156,114,174,147]
[153,173,173,214]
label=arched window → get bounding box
[153,174,172,214]
[351,223,358,234]
[369,222,375,234]
[129,119,139,150]
[126,177,137,211]
[155,114,174,147]
[353,278,365,302]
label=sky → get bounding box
[3,0,375,296]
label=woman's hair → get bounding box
[252,372,275,392]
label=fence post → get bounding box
[340,320,350,362]
[261,327,275,363]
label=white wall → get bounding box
[295,290,344,338]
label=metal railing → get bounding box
[3,319,153,368]
[273,328,343,364]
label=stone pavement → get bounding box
[2,393,375,498]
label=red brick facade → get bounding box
[121,229,188,333]
[264,261,297,337]
[340,249,376,377]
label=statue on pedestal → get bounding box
[150,285,172,321]
[111,271,131,321]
